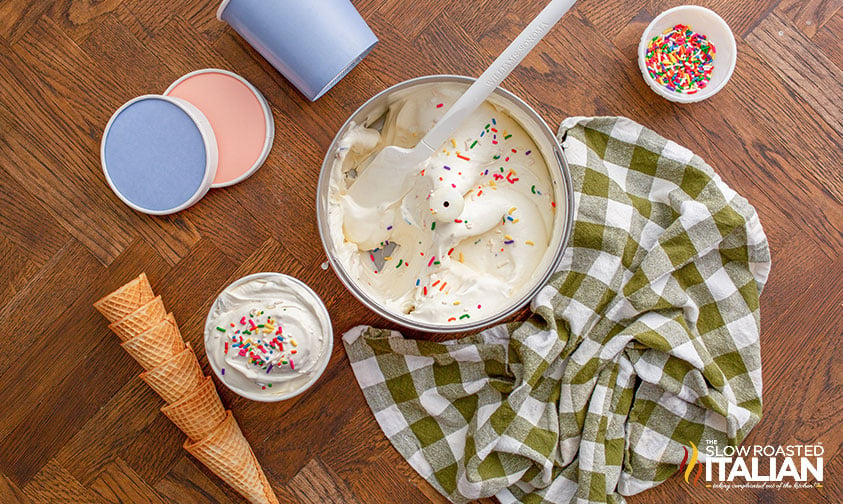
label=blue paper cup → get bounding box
[217,0,378,101]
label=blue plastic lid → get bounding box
[102,95,217,214]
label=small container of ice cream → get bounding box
[204,273,333,402]
[317,75,574,333]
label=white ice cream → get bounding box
[327,87,557,325]
[205,274,332,399]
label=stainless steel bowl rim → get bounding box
[316,74,574,333]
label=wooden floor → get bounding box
[0,0,840,502]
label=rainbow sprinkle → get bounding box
[645,24,715,94]
[217,309,299,376]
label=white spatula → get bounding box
[345,0,577,241]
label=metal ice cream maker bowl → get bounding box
[317,75,574,333]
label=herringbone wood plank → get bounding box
[1,0,840,502]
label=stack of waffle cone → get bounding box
[94,273,279,504]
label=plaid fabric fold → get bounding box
[343,117,771,503]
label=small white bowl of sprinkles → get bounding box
[638,5,736,103]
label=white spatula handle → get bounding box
[419,0,577,153]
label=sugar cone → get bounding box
[140,344,203,403]
[161,376,225,441]
[109,296,167,342]
[185,411,278,504]
[94,273,155,323]
[121,313,185,370]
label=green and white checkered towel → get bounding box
[343,117,771,503]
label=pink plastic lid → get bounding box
[165,69,274,188]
